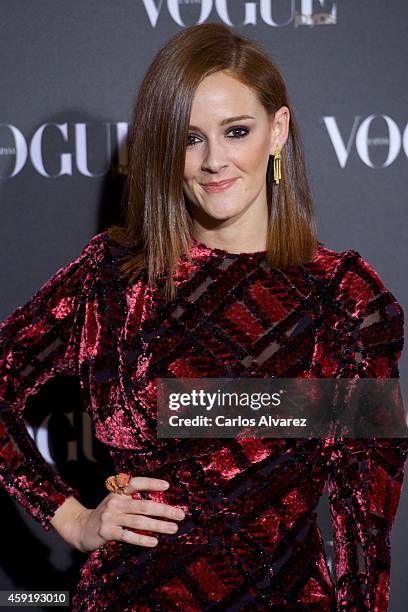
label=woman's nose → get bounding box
[201,138,228,173]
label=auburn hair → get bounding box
[107,22,319,301]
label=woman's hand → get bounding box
[74,476,186,553]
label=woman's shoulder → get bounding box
[77,229,131,266]
[79,229,116,256]
[315,242,386,286]
[314,242,403,319]
[314,241,360,274]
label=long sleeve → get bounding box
[313,249,407,611]
[0,232,103,531]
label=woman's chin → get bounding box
[201,202,245,221]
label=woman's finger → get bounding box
[119,512,179,535]
[115,524,158,547]
[124,476,170,494]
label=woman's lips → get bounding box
[201,178,237,193]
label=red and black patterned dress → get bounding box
[0,230,406,611]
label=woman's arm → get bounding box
[313,249,407,611]
[0,232,104,535]
[50,495,90,550]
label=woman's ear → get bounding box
[268,106,290,155]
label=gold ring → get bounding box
[105,472,131,495]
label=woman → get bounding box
[0,22,406,611]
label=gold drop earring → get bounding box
[273,143,281,185]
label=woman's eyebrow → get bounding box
[188,115,256,131]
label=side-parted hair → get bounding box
[107,22,319,301]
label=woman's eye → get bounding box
[187,134,201,147]
[186,126,250,148]
[227,126,250,139]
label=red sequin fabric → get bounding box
[0,230,406,611]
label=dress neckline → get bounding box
[191,236,267,259]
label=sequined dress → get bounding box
[0,230,406,611]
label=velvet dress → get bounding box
[0,230,406,611]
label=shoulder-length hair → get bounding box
[107,22,319,301]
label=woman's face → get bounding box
[183,70,289,226]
